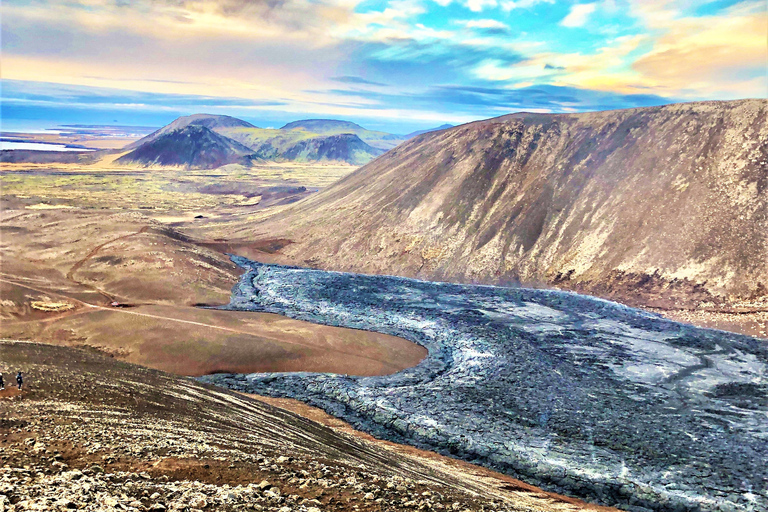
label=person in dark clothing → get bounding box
[0,373,4,390]
[16,372,23,390]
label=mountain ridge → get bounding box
[120,114,406,167]
[403,124,454,138]
[243,99,767,312]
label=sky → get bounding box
[1,0,766,133]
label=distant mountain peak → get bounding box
[117,124,256,169]
[125,114,257,150]
[280,119,366,133]
[171,114,257,130]
[122,114,406,166]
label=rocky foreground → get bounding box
[205,260,768,512]
[0,340,605,512]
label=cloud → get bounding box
[465,19,509,29]
[1,0,764,133]
[331,76,388,86]
[1,80,288,109]
[318,81,674,114]
[465,0,498,13]
[338,38,526,90]
[500,0,553,11]
[520,34,649,93]
[560,3,597,27]
[0,0,359,108]
[630,3,767,97]
[462,19,511,34]
[1,0,358,44]
[473,59,560,82]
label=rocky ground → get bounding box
[205,260,768,512]
[1,340,608,512]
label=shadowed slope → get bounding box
[276,134,384,166]
[116,125,256,169]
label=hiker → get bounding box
[0,372,4,390]
[16,371,23,390]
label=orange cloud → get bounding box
[632,7,767,97]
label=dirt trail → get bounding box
[63,225,151,303]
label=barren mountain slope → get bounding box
[249,100,767,311]
[116,125,256,169]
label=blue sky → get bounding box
[1,0,765,133]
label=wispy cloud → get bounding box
[1,0,765,133]
[466,0,498,13]
[560,3,597,28]
[461,19,511,35]
[331,76,389,86]
[630,2,767,98]
[500,0,553,10]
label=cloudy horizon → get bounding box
[2,0,766,133]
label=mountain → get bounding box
[222,128,387,164]
[248,99,767,311]
[263,133,384,165]
[125,113,256,150]
[281,119,370,134]
[404,124,454,139]
[276,118,403,151]
[116,125,256,169]
[120,114,402,166]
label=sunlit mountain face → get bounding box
[2,0,765,133]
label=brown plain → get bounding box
[0,206,425,377]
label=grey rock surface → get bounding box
[202,259,768,512]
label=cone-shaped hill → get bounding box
[280,119,370,134]
[116,125,257,169]
[125,113,257,150]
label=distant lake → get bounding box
[0,140,95,152]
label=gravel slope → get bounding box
[1,340,605,512]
